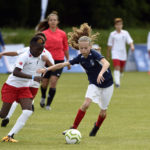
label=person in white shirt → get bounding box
[0,33,54,128]
[0,36,46,142]
[107,18,134,87]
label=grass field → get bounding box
[0,72,150,150]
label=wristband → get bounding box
[44,67,48,72]
[32,75,34,80]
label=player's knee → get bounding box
[41,82,48,89]
[50,80,57,88]
[100,110,106,118]
[81,102,90,111]
[115,66,120,70]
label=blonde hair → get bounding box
[36,11,59,32]
[78,36,92,44]
[68,23,99,50]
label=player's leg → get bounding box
[0,83,16,119]
[120,60,126,76]
[0,102,12,119]
[30,87,38,111]
[71,98,91,129]
[113,59,121,87]
[45,75,57,110]
[62,98,91,135]
[4,98,33,142]
[40,77,49,107]
[2,87,33,142]
[71,84,98,129]
[45,65,63,110]
[1,102,18,127]
[89,84,114,136]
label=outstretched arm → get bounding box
[97,58,110,84]
[37,62,70,74]
[13,67,42,83]
[0,51,18,59]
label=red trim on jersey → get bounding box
[112,59,126,69]
[1,83,33,104]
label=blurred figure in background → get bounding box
[0,30,5,50]
[147,32,150,74]
[36,11,69,110]
[107,18,134,88]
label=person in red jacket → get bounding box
[36,11,70,110]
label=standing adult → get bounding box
[36,11,70,110]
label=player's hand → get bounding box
[67,64,71,70]
[130,44,135,52]
[34,76,42,83]
[37,68,47,74]
[97,73,105,84]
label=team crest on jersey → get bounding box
[19,62,23,65]
[90,59,95,66]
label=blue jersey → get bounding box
[69,49,113,88]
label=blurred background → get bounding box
[0,0,150,72]
[0,0,150,28]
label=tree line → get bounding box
[0,0,150,29]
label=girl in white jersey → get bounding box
[0,33,54,128]
[107,18,134,87]
[0,36,49,142]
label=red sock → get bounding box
[72,109,86,129]
[96,115,106,128]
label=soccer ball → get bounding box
[65,129,82,144]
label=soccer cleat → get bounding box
[62,126,74,135]
[45,106,51,110]
[1,136,18,143]
[89,123,99,136]
[115,84,120,88]
[1,118,9,127]
[40,98,45,108]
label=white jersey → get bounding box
[107,30,133,61]
[147,32,150,51]
[31,49,54,88]
[6,50,41,87]
[16,47,54,88]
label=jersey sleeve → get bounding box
[126,31,133,44]
[147,32,150,51]
[92,50,104,61]
[45,51,54,65]
[15,53,27,69]
[63,32,69,51]
[69,55,80,65]
[107,33,113,46]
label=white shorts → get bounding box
[85,84,114,110]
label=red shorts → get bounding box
[29,87,38,99]
[112,59,126,69]
[1,83,33,104]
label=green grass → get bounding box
[0,72,150,150]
